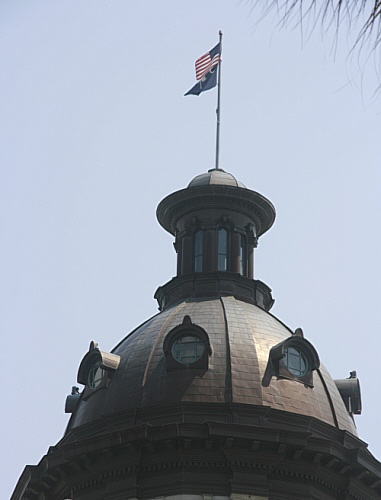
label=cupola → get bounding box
[155,168,276,311]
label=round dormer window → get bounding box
[171,334,205,365]
[282,346,308,377]
[77,341,121,399]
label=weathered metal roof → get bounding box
[67,296,356,436]
[188,168,247,188]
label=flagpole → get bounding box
[215,30,223,170]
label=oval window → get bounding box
[171,334,205,365]
[282,346,308,376]
[87,359,104,389]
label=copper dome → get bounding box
[67,296,356,435]
[67,170,356,436]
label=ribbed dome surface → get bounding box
[67,296,356,435]
[188,168,246,188]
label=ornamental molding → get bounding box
[13,405,381,500]
[157,186,276,238]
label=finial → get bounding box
[293,328,304,337]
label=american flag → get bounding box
[195,43,221,81]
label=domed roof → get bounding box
[188,168,246,188]
[67,296,356,436]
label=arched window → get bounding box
[217,227,228,271]
[240,234,247,276]
[194,229,204,272]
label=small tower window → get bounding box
[217,227,228,271]
[282,346,308,377]
[240,234,247,276]
[194,228,204,272]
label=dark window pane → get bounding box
[88,360,104,389]
[172,335,205,364]
[282,347,308,376]
[194,229,203,272]
[218,254,227,271]
[194,255,202,272]
[217,227,228,271]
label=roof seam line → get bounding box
[316,368,339,429]
[220,297,233,404]
[142,302,187,387]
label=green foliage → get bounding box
[258,1,381,50]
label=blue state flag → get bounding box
[184,66,218,96]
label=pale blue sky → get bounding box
[1,2,380,498]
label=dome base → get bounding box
[13,403,381,500]
[155,273,274,311]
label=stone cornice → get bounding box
[13,404,381,500]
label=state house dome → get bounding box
[13,168,380,500]
[67,296,356,435]
[66,169,357,437]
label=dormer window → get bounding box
[77,341,121,398]
[334,371,362,416]
[217,227,228,271]
[194,228,204,272]
[164,315,212,370]
[262,329,320,387]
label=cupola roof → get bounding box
[157,168,275,237]
[188,168,246,188]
